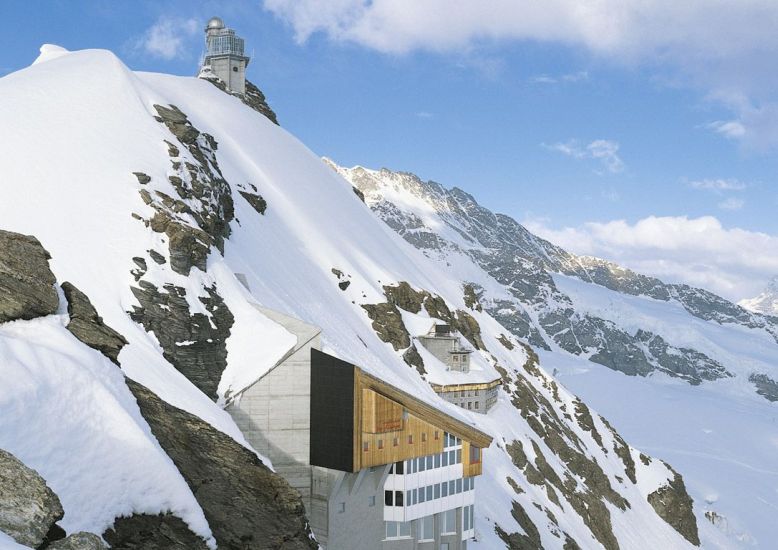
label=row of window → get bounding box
[443,433,461,448]
[385,476,475,507]
[385,509,461,541]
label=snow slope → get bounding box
[739,276,778,316]
[0,46,710,549]
[333,162,778,548]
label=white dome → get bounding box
[206,16,225,30]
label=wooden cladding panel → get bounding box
[361,389,403,433]
[461,440,483,478]
[359,411,445,470]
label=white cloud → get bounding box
[689,178,748,192]
[133,17,199,60]
[529,70,589,85]
[264,0,778,150]
[524,215,778,301]
[415,111,434,119]
[718,198,745,211]
[544,139,624,174]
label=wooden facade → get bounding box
[461,440,483,478]
[429,379,501,394]
[310,349,493,473]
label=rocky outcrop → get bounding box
[238,188,267,215]
[102,514,207,550]
[648,472,700,546]
[144,104,235,275]
[0,230,58,323]
[62,282,128,365]
[495,501,542,550]
[129,281,233,401]
[361,302,410,350]
[0,449,63,548]
[402,344,425,375]
[126,380,316,549]
[749,372,778,402]
[47,532,106,550]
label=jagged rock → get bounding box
[129,281,233,400]
[498,334,515,350]
[352,186,365,202]
[648,471,700,546]
[148,249,166,265]
[749,372,778,401]
[132,172,150,185]
[402,344,426,375]
[495,501,542,550]
[361,302,410,350]
[62,282,128,365]
[126,380,316,549]
[0,230,58,323]
[153,105,199,145]
[102,513,207,550]
[463,283,483,311]
[47,531,106,550]
[0,448,63,547]
[238,190,267,215]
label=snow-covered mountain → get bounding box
[329,163,778,548]
[0,44,770,549]
[739,277,778,316]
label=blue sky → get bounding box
[2,0,778,300]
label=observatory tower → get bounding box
[201,16,250,95]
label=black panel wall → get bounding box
[310,348,355,472]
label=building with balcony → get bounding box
[415,324,502,415]
[200,16,250,95]
[226,305,492,549]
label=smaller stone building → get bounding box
[415,324,501,415]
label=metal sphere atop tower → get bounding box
[206,16,225,31]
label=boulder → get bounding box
[0,449,63,547]
[61,282,128,365]
[102,514,207,550]
[47,531,106,550]
[0,230,58,323]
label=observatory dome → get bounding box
[206,17,225,30]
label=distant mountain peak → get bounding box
[739,275,778,315]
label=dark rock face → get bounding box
[132,172,151,185]
[0,448,63,548]
[126,380,316,550]
[647,472,700,546]
[62,282,128,365]
[0,230,58,323]
[749,372,778,402]
[47,531,106,550]
[361,302,410,350]
[202,77,279,125]
[495,501,542,550]
[239,190,267,215]
[146,104,235,275]
[102,513,208,550]
[129,281,233,401]
[402,344,426,375]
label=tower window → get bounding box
[232,66,238,72]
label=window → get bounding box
[378,439,384,450]
[456,479,462,493]
[419,457,426,472]
[443,509,457,534]
[369,495,376,507]
[427,455,433,469]
[422,432,427,443]
[408,435,414,444]
[463,505,474,531]
[453,355,459,362]
[385,490,393,506]
[386,521,411,539]
[363,441,369,452]
[434,484,440,499]
[474,389,479,396]
[419,515,435,541]
[393,437,399,447]
[468,449,480,470]
[395,461,404,474]
[449,480,455,494]
[426,486,433,501]
[338,502,345,513]
[456,449,462,463]
[467,401,472,410]
[441,481,448,497]
[435,430,440,440]
[400,522,411,537]
[232,66,238,72]
[442,452,449,467]
[412,488,418,505]
[434,453,441,468]
[449,450,455,463]
[395,491,404,507]
[419,487,426,503]
[475,402,479,410]
[413,458,418,473]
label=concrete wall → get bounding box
[208,56,247,94]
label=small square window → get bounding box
[378,439,384,450]
[395,490,404,507]
[408,435,414,444]
[385,490,393,506]
[393,437,399,447]
[395,461,404,474]
[434,430,440,440]
[369,495,376,506]
[338,502,346,513]
[363,441,369,452]
[422,432,427,442]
